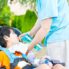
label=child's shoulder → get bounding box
[0,50,10,61]
[0,51,7,57]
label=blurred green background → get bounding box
[0,0,69,33]
[0,0,37,33]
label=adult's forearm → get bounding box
[28,27,50,50]
[28,18,52,51]
[29,19,41,36]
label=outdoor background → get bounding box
[0,0,69,33]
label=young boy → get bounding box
[0,26,29,69]
[0,26,52,69]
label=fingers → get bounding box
[19,31,30,41]
[19,33,26,41]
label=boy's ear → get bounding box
[4,35,9,41]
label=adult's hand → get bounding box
[19,31,30,41]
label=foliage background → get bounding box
[0,0,69,33]
[0,0,37,33]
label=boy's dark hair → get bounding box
[0,26,13,48]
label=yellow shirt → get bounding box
[0,51,21,69]
[0,51,10,69]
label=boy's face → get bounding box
[5,29,19,45]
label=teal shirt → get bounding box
[36,0,69,45]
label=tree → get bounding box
[0,0,7,13]
[0,0,14,26]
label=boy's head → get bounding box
[0,26,19,48]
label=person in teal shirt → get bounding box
[20,0,69,69]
